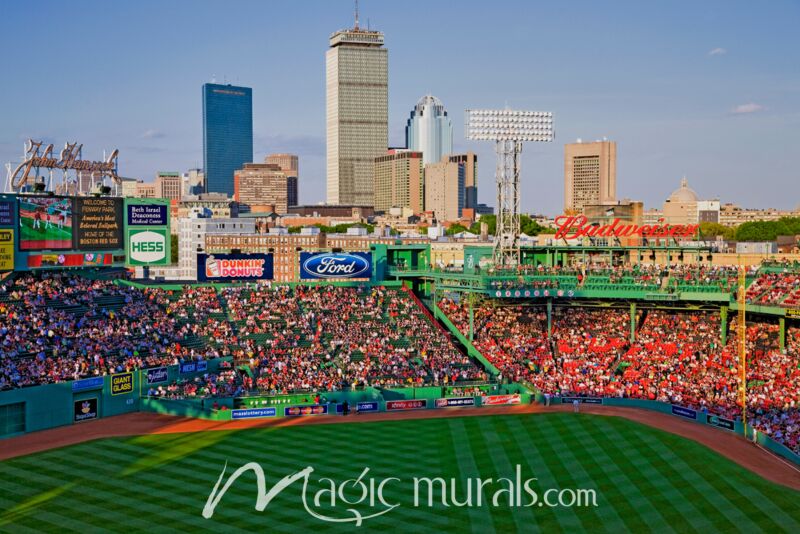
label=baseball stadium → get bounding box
[2,206,800,532]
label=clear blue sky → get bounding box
[1,0,798,215]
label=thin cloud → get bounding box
[708,47,727,56]
[731,103,765,115]
[141,129,166,139]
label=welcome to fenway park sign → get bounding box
[554,215,699,240]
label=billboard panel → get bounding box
[127,228,169,266]
[0,229,14,270]
[0,199,15,226]
[73,197,123,250]
[197,253,273,282]
[18,196,73,250]
[127,203,168,226]
[299,252,372,279]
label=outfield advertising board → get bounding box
[179,360,208,374]
[671,405,698,420]
[356,401,379,413]
[560,397,603,405]
[232,408,277,420]
[385,399,427,411]
[197,253,273,282]
[0,199,15,226]
[73,197,123,250]
[284,405,328,416]
[146,367,169,384]
[127,228,168,266]
[72,376,104,392]
[110,372,134,395]
[481,394,521,406]
[706,414,735,431]
[436,397,476,408]
[73,398,98,422]
[300,252,372,279]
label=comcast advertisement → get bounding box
[124,199,170,266]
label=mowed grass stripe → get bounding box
[588,416,713,533]
[525,415,634,533]
[447,417,499,533]
[627,421,763,533]
[611,418,793,532]
[539,417,637,532]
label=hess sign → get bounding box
[300,252,372,279]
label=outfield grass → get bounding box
[1,413,798,533]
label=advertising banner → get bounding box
[300,252,372,279]
[231,408,277,420]
[385,399,427,411]
[706,414,735,431]
[435,397,476,408]
[18,196,73,250]
[127,203,168,226]
[0,199,15,226]
[356,401,379,413]
[179,360,208,374]
[284,405,328,416]
[127,228,168,266]
[559,397,603,405]
[0,229,14,270]
[110,372,134,395]
[27,252,112,269]
[197,253,274,282]
[481,394,521,406]
[73,197,123,250]
[671,405,697,420]
[74,398,98,423]
[787,309,800,319]
[146,367,169,384]
[72,376,104,392]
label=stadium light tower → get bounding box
[466,109,553,266]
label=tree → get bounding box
[698,222,735,240]
[445,224,469,236]
[469,214,496,235]
[170,234,179,264]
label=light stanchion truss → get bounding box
[466,109,554,266]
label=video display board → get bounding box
[73,197,123,250]
[18,196,74,250]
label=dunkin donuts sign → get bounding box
[300,252,372,279]
[197,253,273,282]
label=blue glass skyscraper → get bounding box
[202,83,253,197]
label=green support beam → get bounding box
[720,306,728,346]
[780,317,786,353]
[547,299,553,340]
[469,293,474,342]
[630,302,636,343]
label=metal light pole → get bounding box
[466,109,554,266]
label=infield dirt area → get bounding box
[3,403,799,491]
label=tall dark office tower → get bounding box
[202,83,253,197]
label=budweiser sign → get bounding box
[11,139,119,189]
[554,215,699,240]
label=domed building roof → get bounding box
[667,177,698,203]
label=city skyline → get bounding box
[1,0,798,214]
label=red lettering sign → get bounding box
[554,215,698,241]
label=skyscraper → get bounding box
[448,152,478,209]
[564,139,617,212]
[202,83,253,198]
[425,157,465,222]
[406,95,453,166]
[326,16,388,206]
[266,154,299,207]
[233,163,288,214]
[374,149,424,214]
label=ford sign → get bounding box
[300,252,371,279]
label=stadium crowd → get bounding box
[441,297,800,453]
